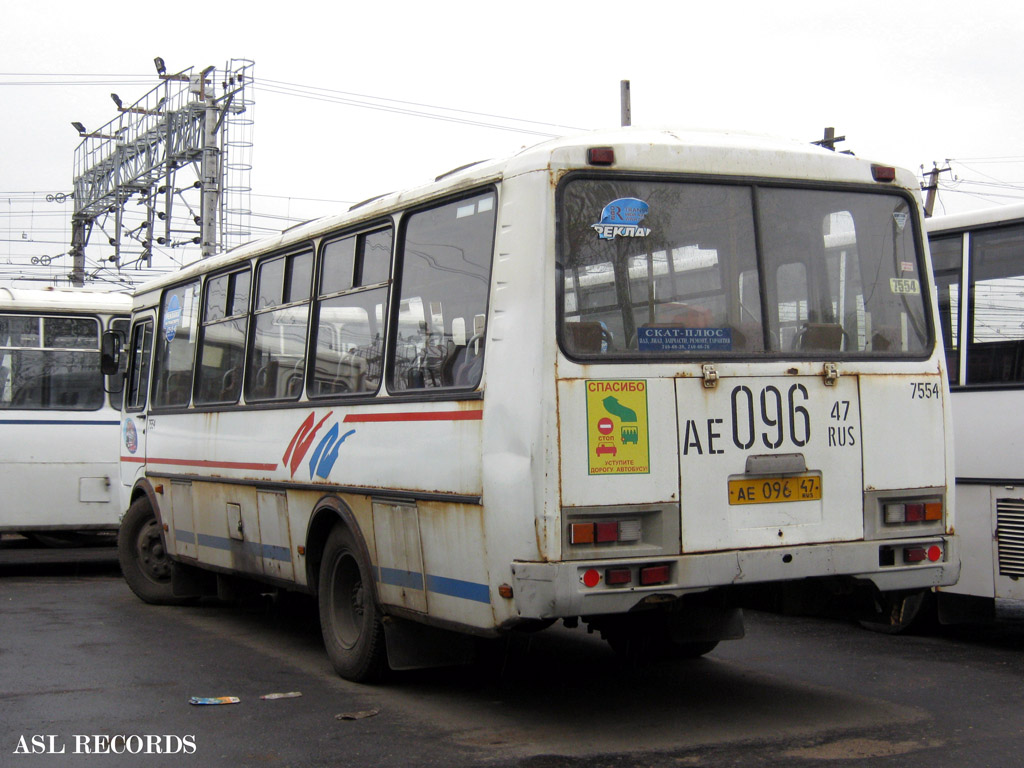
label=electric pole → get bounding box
[921,162,951,218]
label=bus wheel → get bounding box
[318,524,386,682]
[601,614,719,662]
[118,497,182,605]
[859,590,935,635]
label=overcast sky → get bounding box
[2,0,1022,287]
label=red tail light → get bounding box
[605,567,632,586]
[639,564,670,586]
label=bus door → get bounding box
[120,313,154,493]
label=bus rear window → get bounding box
[558,179,930,360]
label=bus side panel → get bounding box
[259,490,293,581]
[415,500,493,628]
[953,390,1023,482]
[940,484,996,599]
[556,377,681,509]
[0,460,118,530]
[859,373,948,493]
[0,423,120,531]
[167,480,198,560]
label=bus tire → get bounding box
[601,614,719,662]
[859,590,935,635]
[118,496,185,605]
[318,524,386,682]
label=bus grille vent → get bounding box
[996,498,1024,578]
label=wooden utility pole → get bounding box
[921,163,951,218]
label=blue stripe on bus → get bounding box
[175,529,293,563]
[174,529,490,604]
[425,574,491,604]
[378,566,424,591]
[0,419,120,426]
[376,566,490,604]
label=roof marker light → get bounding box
[871,164,896,182]
[588,147,615,166]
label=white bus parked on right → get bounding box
[929,202,1024,623]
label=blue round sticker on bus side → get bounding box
[164,294,181,342]
[592,197,652,240]
[124,418,138,454]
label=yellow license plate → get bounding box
[728,474,822,505]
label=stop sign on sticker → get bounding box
[597,417,614,435]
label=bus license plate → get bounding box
[728,475,822,505]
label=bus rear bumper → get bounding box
[510,536,959,619]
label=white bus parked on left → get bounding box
[0,287,131,545]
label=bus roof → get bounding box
[0,286,132,314]
[129,126,922,298]
[926,202,1024,235]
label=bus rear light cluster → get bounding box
[904,544,943,564]
[580,563,672,589]
[569,519,642,545]
[883,500,942,525]
[879,543,944,567]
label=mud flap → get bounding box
[170,562,216,598]
[382,616,477,671]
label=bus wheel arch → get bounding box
[305,497,366,593]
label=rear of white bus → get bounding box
[512,137,957,650]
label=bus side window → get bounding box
[153,281,200,408]
[391,192,495,392]
[246,250,312,402]
[966,224,1024,385]
[195,268,250,406]
[310,228,391,398]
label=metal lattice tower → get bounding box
[69,58,254,285]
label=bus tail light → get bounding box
[883,499,943,525]
[639,564,670,586]
[881,542,944,566]
[605,567,632,586]
[903,547,927,563]
[570,519,642,545]
[595,521,619,543]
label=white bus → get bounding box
[926,202,1024,623]
[106,127,958,680]
[0,287,131,545]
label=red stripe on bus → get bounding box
[146,457,280,471]
[121,456,146,463]
[343,410,483,423]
